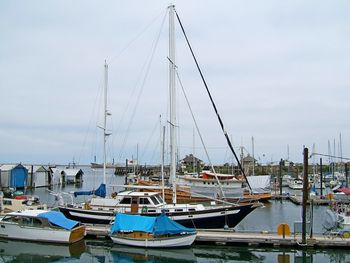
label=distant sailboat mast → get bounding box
[102,60,110,185]
[169,4,177,204]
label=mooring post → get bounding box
[279,159,283,196]
[320,158,323,197]
[346,163,349,188]
[302,147,309,244]
[125,159,128,185]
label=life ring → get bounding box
[141,206,148,214]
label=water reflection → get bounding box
[0,239,350,262]
[0,239,85,262]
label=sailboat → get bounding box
[58,5,260,229]
[109,213,197,248]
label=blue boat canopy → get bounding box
[110,213,196,236]
[74,183,106,198]
[38,211,80,230]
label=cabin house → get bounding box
[60,168,84,184]
[180,154,203,168]
[24,165,51,188]
[0,164,28,189]
[242,155,257,176]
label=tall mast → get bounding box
[103,60,108,185]
[252,136,255,176]
[169,4,177,204]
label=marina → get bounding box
[2,165,350,261]
[1,0,350,262]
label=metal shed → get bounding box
[0,164,28,189]
[61,168,84,184]
[25,165,51,188]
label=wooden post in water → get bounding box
[125,159,128,185]
[302,147,309,244]
[346,163,349,188]
[320,158,323,197]
[279,159,283,195]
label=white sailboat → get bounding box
[58,5,260,229]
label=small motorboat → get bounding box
[109,213,197,248]
[0,210,86,244]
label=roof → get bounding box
[0,164,26,171]
[7,209,46,217]
[61,168,83,176]
[242,155,256,162]
[23,165,47,173]
[6,210,79,230]
[111,213,196,236]
[181,154,203,163]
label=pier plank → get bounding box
[85,225,350,248]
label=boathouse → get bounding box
[25,165,51,188]
[60,168,84,184]
[242,155,257,175]
[0,164,28,189]
[180,154,203,168]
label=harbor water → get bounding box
[2,167,349,262]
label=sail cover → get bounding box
[74,183,106,198]
[111,213,196,236]
[38,211,80,230]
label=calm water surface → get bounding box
[2,167,347,262]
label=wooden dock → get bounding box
[85,225,350,248]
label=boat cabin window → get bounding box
[119,197,132,204]
[3,200,12,205]
[154,195,164,204]
[139,198,150,205]
[21,217,43,227]
[150,196,159,205]
[2,215,20,223]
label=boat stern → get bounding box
[69,225,86,244]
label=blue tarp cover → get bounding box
[74,183,106,198]
[38,211,80,230]
[111,213,196,236]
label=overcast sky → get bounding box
[1,0,349,166]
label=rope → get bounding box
[174,9,252,191]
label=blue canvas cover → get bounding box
[111,213,196,236]
[111,214,156,234]
[38,211,80,230]
[153,213,196,236]
[74,183,106,198]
